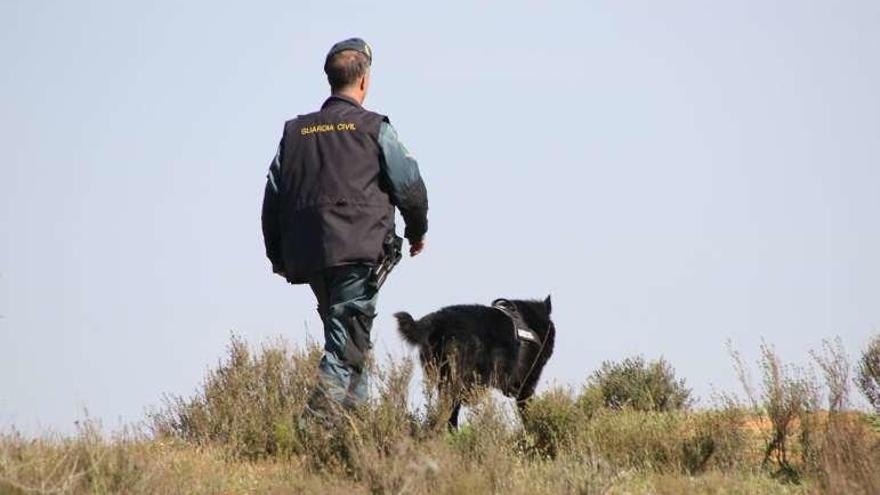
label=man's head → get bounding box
[324,38,373,103]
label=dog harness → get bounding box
[491,298,549,402]
[491,298,540,344]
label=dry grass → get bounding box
[2,336,879,494]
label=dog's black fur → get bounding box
[395,296,555,428]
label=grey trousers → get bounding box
[308,264,379,409]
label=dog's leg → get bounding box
[516,397,530,424]
[448,398,462,430]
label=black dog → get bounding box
[395,296,555,428]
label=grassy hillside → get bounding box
[1,336,878,494]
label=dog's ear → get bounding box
[544,294,552,313]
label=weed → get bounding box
[855,333,880,414]
[4,335,880,494]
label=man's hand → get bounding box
[409,238,426,257]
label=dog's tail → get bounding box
[394,312,426,347]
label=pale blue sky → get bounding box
[2,1,879,432]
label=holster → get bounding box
[368,232,403,290]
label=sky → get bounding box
[1,0,879,433]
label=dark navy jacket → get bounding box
[261,95,428,283]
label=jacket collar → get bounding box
[322,94,362,109]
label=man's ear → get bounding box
[544,294,552,313]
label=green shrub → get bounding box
[810,413,880,495]
[520,387,583,459]
[730,341,825,483]
[590,356,692,412]
[811,338,851,413]
[684,405,750,472]
[572,407,749,475]
[0,421,156,494]
[579,409,687,472]
[148,334,322,459]
[869,414,880,432]
[447,392,512,456]
[756,344,820,482]
[575,383,605,419]
[6,336,880,494]
[856,333,880,414]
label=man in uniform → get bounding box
[261,38,428,413]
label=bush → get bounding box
[811,338,851,413]
[581,410,687,472]
[856,334,880,414]
[757,343,819,481]
[519,387,583,459]
[573,408,747,474]
[684,402,751,472]
[730,341,827,483]
[148,334,322,459]
[575,383,605,419]
[589,356,692,412]
[807,338,880,493]
[519,384,748,474]
[6,335,880,494]
[0,421,159,494]
[811,413,880,495]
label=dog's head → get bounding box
[508,295,556,400]
[511,295,554,340]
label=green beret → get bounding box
[325,37,373,66]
